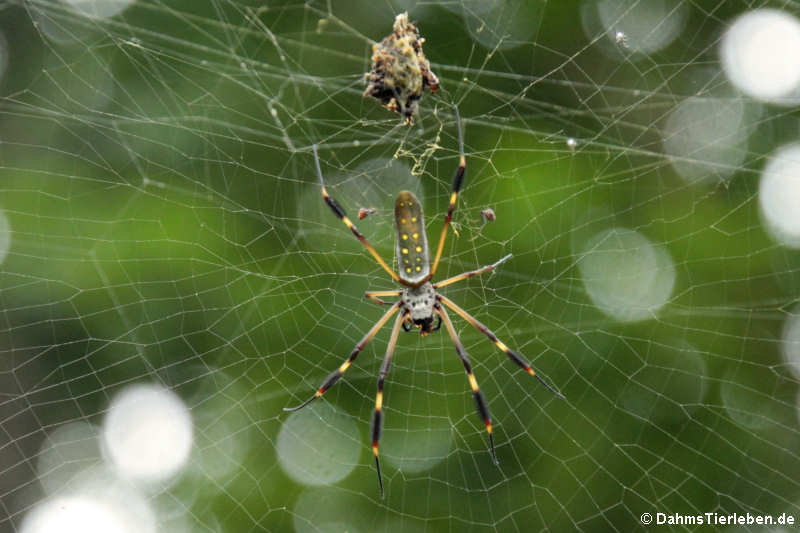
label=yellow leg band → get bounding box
[467,373,479,393]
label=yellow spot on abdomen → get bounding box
[339,361,351,372]
[376,392,383,410]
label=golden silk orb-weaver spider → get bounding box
[284,114,564,498]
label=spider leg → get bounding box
[435,304,498,465]
[372,309,407,498]
[365,290,403,306]
[433,254,512,290]
[283,301,402,412]
[313,145,403,284]
[437,294,565,400]
[428,108,466,278]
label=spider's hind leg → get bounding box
[313,145,401,284]
[429,107,466,279]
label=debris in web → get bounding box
[363,12,440,124]
[471,208,496,240]
[358,207,377,220]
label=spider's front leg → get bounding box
[438,294,564,400]
[371,309,408,498]
[435,303,498,464]
[283,301,402,412]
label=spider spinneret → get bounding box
[285,112,564,498]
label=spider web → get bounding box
[2,0,800,531]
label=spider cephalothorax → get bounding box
[285,112,563,498]
[401,281,439,336]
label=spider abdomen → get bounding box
[395,190,430,285]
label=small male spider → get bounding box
[285,113,563,498]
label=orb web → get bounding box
[1,1,799,531]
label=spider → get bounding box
[284,114,563,497]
